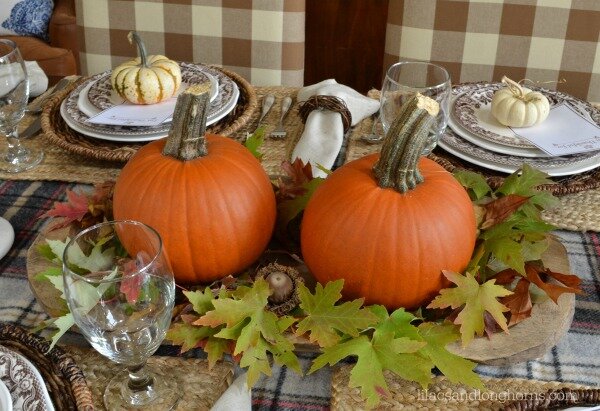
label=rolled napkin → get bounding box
[210,373,251,411]
[25,61,49,96]
[292,79,379,177]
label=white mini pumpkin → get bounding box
[491,76,550,128]
[111,31,182,105]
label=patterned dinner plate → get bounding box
[451,82,600,149]
[87,62,219,110]
[61,63,239,142]
[439,127,600,177]
[0,345,55,411]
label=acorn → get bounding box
[256,263,303,316]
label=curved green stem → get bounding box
[373,93,439,193]
[128,31,148,67]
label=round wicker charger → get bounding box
[0,323,94,410]
[40,67,258,163]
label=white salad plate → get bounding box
[61,63,239,142]
[451,82,600,149]
[439,128,600,177]
[0,345,55,411]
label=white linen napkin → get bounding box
[25,61,48,97]
[291,79,379,177]
[210,373,251,411]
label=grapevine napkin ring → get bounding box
[298,95,352,133]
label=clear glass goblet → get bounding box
[62,220,180,410]
[380,61,451,155]
[0,39,43,173]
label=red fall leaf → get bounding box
[500,278,533,326]
[524,263,583,303]
[41,190,90,228]
[277,158,315,200]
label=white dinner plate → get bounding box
[438,129,600,177]
[451,82,600,149]
[61,65,240,143]
[0,217,14,260]
[60,99,168,142]
[448,98,550,158]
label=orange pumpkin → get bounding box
[301,94,476,309]
[113,85,276,283]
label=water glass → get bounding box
[62,220,180,410]
[0,39,43,173]
[380,61,451,154]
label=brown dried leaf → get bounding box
[277,158,314,200]
[480,194,530,229]
[500,278,533,326]
[524,263,583,303]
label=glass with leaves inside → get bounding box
[62,220,180,410]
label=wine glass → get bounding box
[380,61,451,154]
[0,39,43,173]
[62,220,180,410]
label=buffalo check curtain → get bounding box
[74,0,306,87]
[384,0,600,102]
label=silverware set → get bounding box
[249,94,294,139]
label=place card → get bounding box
[512,103,600,156]
[86,98,177,127]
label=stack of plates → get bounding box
[60,62,240,143]
[439,82,600,176]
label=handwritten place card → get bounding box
[86,98,177,127]
[512,103,600,156]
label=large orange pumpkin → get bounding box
[113,85,276,283]
[301,94,476,309]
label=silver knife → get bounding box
[20,78,74,139]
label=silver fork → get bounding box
[270,96,293,139]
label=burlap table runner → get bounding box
[0,86,598,232]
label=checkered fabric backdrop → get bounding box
[74,0,305,87]
[1,179,599,410]
[384,0,600,102]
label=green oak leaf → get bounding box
[428,271,512,346]
[295,280,378,347]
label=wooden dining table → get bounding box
[1,82,599,410]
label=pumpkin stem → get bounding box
[128,31,148,67]
[373,93,439,193]
[162,83,211,161]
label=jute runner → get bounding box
[1,86,598,231]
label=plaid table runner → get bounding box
[1,179,599,410]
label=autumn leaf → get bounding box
[166,323,217,352]
[480,194,530,229]
[277,177,325,227]
[428,271,512,346]
[184,288,215,316]
[500,278,533,326]
[295,280,379,347]
[524,263,583,303]
[244,126,265,161]
[41,190,89,227]
[453,169,492,200]
[277,158,315,200]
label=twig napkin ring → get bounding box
[298,95,352,133]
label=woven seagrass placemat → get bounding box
[332,365,599,410]
[67,346,234,411]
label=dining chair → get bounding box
[73,0,306,86]
[384,0,600,102]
